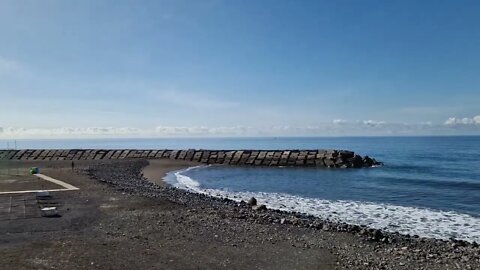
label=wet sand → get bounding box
[141,159,200,186]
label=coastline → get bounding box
[145,160,480,244]
[1,159,479,269]
[141,159,200,187]
[100,160,480,268]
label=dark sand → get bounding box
[141,159,200,186]
[0,160,335,269]
[0,159,478,270]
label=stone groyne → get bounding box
[0,149,381,168]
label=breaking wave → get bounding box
[165,166,480,243]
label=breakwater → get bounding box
[0,149,380,168]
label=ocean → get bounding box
[3,136,480,242]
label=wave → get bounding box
[166,166,480,243]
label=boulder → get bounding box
[334,157,345,165]
[348,155,363,168]
[326,150,338,159]
[324,158,335,168]
[247,197,257,206]
[363,156,374,167]
[339,150,355,159]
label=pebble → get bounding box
[82,160,480,270]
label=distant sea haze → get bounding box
[3,136,480,242]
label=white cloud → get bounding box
[362,120,387,126]
[474,116,480,124]
[154,126,256,136]
[332,119,348,124]
[0,127,143,138]
[444,115,480,125]
[1,117,480,139]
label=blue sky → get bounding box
[1,0,479,138]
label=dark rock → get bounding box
[324,158,335,167]
[339,150,355,159]
[247,197,257,206]
[373,229,383,241]
[334,157,345,165]
[349,155,363,168]
[363,156,372,166]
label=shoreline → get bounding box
[146,160,480,245]
[1,159,479,269]
[87,160,480,269]
[141,159,201,187]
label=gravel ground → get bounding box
[1,159,479,269]
[81,160,480,270]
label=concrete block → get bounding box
[21,150,35,160]
[233,151,243,159]
[104,150,115,159]
[185,150,195,161]
[258,151,267,159]
[27,150,41,160]
[162,150,172,158]
[119,150,130,159]
[73,151,84,160]
[155,150,165,158]
[4,150,18,160]
[12,150,26,160]
[315,158,325,167]
[192,152,203,162]
[111,150,122,159]
[246,157,256,165]
[269,160,279,166]
[148,150,158,158]
[217,151,226,159]
[0,150,7,160]
[177,150,187,159]
[262,159,272,166]
[324,158,335,167]
[141,150,151,158]
[202,151,211,160]
[225,151,235,159]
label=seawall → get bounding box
[0,149,380,168]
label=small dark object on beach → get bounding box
[247,197,257,206]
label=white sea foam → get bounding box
[168,167,480,243]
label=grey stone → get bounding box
[247,197,257,206]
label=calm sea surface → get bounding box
[3,136,480,241]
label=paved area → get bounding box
[0,174,79,195]
[0,193,61,221]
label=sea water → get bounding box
[4,136,480,242]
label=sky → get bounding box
[1,0,479,138]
